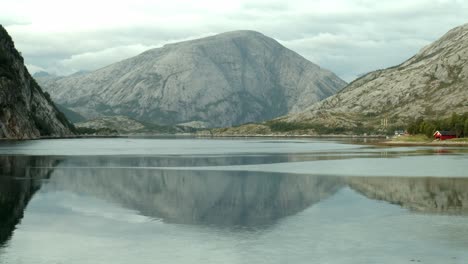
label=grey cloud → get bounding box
[4,0,468,81]
[0,17,30,27]
[241,2,290,12]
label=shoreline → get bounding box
[1,133,388,141]
[197,135,386,139]
[374,140,468,147]
[1,134,467,147]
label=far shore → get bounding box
[1,134,467,147]
[198,134,387,139]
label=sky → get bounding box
[1,0,468,82]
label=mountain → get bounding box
[279,23,468,131]
[37,30,346,128]
[213,24,468,135]
[32,71,53,78]
[0,25,74,139]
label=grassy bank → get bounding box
[391,134,468,143]
[391,134,431,142]
[448,137,468,142]
[377,134,468,146]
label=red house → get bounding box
[433,131,457,140]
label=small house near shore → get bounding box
[394,130,406,136]
[433,131,457,140]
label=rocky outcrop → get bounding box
[37,30,346,127]
[75,115,147,134]
[256,24,468,133]
[75,115,194,134]
[0,25,74,139]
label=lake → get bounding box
[0,138,467,264]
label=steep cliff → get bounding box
[0,25,74,139]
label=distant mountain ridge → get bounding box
[281,23,468,130]
[0,25,74,139]
[37,30,346,127]
[32,71,53,78]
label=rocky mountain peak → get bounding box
[37,30,346,128]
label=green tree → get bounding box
[464,119,468,138]
[449,113,459,129]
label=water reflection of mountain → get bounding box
[2,155,468,238]
[348,177,468,213]
[47,167,344,226]
[0,156,57,246]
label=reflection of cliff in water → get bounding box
[47,164,344,226]
[0,156,57,246]
[348,177,468,213]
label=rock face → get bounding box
[280,24,468,130]
[0,25,74,139]
[37,30,346,127]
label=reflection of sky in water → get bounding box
[160,155,468,177]
[0,138,468,264]
[0,138,362,156]
[27,152,468,178]
[2,138,459,156]
[6,138,467,178]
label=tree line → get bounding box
[407,113,468,138]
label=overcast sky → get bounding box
[2,0,468,81]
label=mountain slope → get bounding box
[279,24,468,131]
[55,104,86,123]
[37,30,346,127]
[0,25,74,139]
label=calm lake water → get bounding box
[0,138,467,264]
